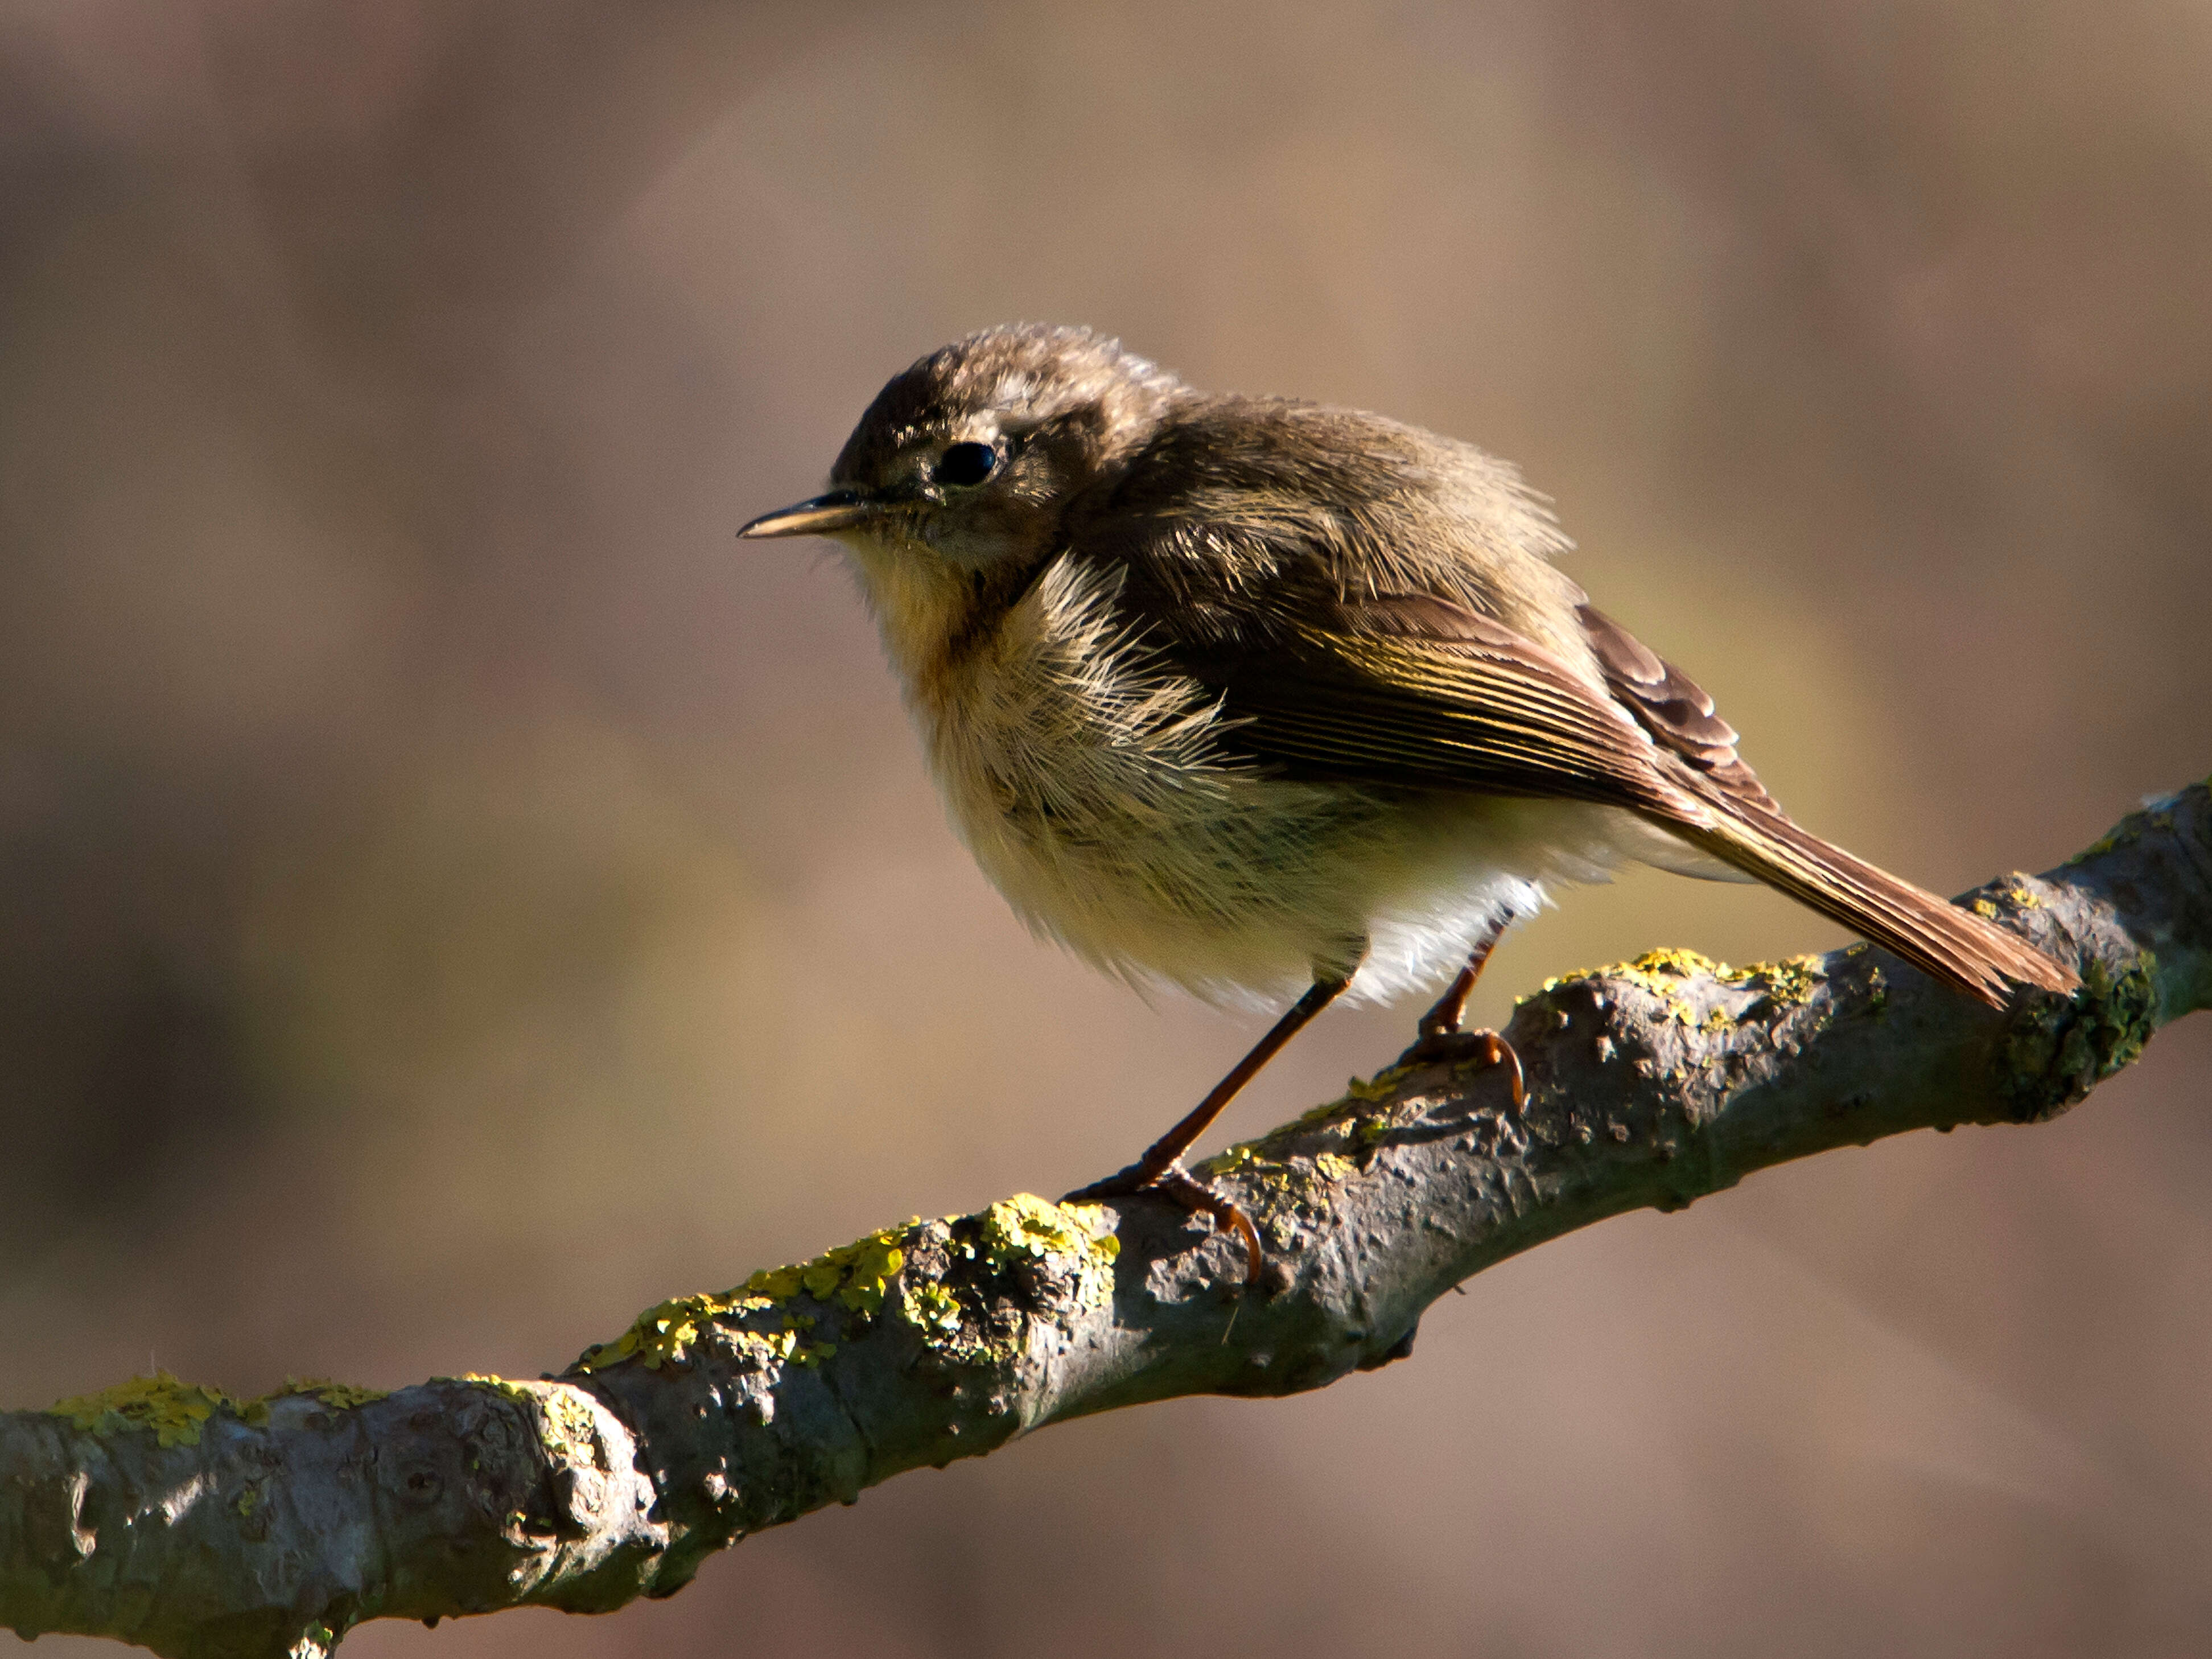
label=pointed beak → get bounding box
[738,489,879,540]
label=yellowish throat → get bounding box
[742,324,2077,1280]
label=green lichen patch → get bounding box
[1343,1071,1400,1103]
[1744,955,1826,1008]
[509,1380,606,1460]
[900,1279,963,1340]
[571,1202,1125,1383]
[572,1221,928,1376]
[959,1195,1121,1310]
[234,1376,390,1426]
[571,1294,747,1374]
[451,1377,606,1467]
[975,1195,1118,1284]
[48,1372,234,1448]
[2000,952,2159,1122]
[1535,946,1730,1002]
[537,1385,603,1464]
[743,1222,916,1318]
[2063,794,2189,867]
[1208,1134,1354,1193]
[2067,831,2123,864]
[271,1376,387,1411]
[1200,1137,1362,1249]
[883,1199,1123,1366]
[569,1288,819,1376]
[289,1377,387,1409]
[1527,948,1825,1024]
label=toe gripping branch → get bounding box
[1065,1160,1266,1286]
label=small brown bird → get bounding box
[741,324,2077,1279]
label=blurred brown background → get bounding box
[3,2,2209,1654]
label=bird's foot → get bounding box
[1396,1025,1526,1111]
[1064,1162,1263,1289]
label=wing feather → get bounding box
[1062,435,2078,1007]
[1175,592,1697,819]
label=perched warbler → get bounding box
[742,324,2075,1282]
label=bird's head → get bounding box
[740,324,1183,577]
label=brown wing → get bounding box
[1172,589,1701,822]
[1567,606,2077,1002]
[1576,604,1785,819]
[1169,587,2077,1007]
[1072,452,2078,1008]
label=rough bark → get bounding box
[5,780,2207,1659]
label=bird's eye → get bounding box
[935,442,998,487]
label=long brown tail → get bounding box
[1667,799,2079,1008]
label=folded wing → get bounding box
[1155,581,2076,1006]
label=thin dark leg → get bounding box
[1066,971,1352,1286]
[1415,934,1497,1047]
[1399,926,1525,1109]
[1127,975,1351,1183]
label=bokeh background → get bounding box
[4,2,2209,1654]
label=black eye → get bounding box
[935,442,998,487]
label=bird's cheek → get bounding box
[916,513,1019,572]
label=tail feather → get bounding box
[1667,801,2079,1008]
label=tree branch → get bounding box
[6,781,2207,1659]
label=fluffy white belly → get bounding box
[909,562,1650,1009]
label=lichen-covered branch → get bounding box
[6,781,2208,1659]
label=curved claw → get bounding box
[1397,1027,1526,1113]
[1491,1032,1526,1113]
[1151,1169,1264,1287]
[1062,1164,1264,1288]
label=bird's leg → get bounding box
[1398,927,1525,1109]
[1066,971,1352,1287]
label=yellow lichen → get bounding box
[1200,1138,1357,1243]
[533,1385,603,1463]
[277,1377,388,1410]
[572,1203,1127,1379]
[572,1218,943,1376]
[1537,946,1729,1000]
[447,1377,605,1465]
[900,1279,963,1339]
[1865,966,1889,1014]
[571,1290,765,1374]
[976,1194,1118,1275]
[48,1372,233,1448]
[1529,947,1825,1022]
[878,1200,1127,1364]
[236,1376,389,1426]
[1205,1139,1327,1192]
[1752,955,1826,1007]
[743,1221,918,1317]
[1209,1142,1261,1175]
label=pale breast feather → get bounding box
[913,555,1396,1000]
